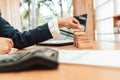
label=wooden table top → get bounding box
[1,41,120,80]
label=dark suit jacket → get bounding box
[0,16,53,49]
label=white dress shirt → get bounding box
[48,19,61,39]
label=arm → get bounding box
[0,16,80,49]
[0,16,53,49]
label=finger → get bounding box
[72,18,81,29]
[2,46,11,54]
[7,38,14,47]
[73,18,79,24]
[67,25,71,29]
[7,43,12,54]
[7,42,13,51]
[10,40,14,47]
[70,22,81,29]
[5,40,13,53]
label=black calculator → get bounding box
[0,48,59,72]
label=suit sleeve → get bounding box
[0,16,53,49]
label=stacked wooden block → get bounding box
[74,29,93,49]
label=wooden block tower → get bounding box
[74,29,93,49]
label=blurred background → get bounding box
[20,0,73,30]
[2,0,120,45]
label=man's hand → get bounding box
[58,17,81,29]
[0,37,14,54]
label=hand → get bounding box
[0,37,14,54]
[58,17,81,29]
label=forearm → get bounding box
[0,16,52,49]
[12,23,53,49]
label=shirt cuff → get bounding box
[48,19,61,39]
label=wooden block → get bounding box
[74,37,89,42]
[74,42,78,48]
[75,36,89,40]
[74,41,76,47]
[73,29,91,49]
[78,42,93,49]
[77,40,90,43]
[74,32,85,36]
[73,29,84,32]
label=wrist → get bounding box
[58,18,65,28]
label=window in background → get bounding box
[94,0,120,42]
[20,0,73,31]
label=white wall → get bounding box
[94,0,114,34]
[114,0,120,15]
[95,0,109,8]
[96,18,113,34]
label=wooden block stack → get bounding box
[74,29,93,49]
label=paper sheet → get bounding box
[59,50,120,68]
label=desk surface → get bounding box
[1,41,120,80]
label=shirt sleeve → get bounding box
[48,19,61,39]
[0,16,53,49]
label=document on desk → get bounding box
[58,50,120,68]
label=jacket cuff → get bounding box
[48,19,61,38]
